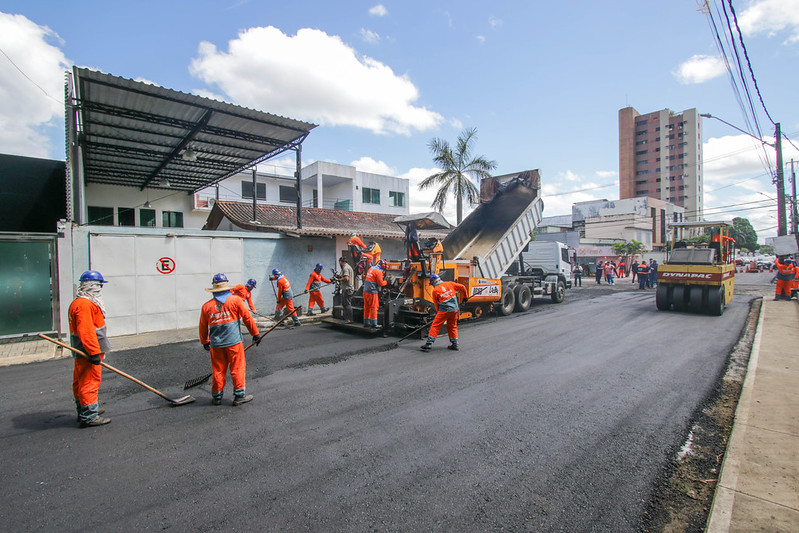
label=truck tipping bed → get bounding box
[442,172,544,279]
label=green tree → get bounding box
[419,127,497,224]
[758,244,775,255]
[612,240,645,266]
[730,217,757,251]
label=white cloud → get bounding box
[540,170,618,216]
[673,54,726,84]
[350,156,395,176]
[738,0,799,44]
[488,16,502,29]
[369,4,388,17]
[0,13,70,157]
[360,28,380,44]
[191,88,229,102]
[476,35,486,45]
[189,26,443,135]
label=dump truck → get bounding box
[656,221,736,316]
[324,169,567,335]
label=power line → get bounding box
[0,46,63,106]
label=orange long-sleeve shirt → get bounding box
[231,284,256,311]
[306,271,331,291]
[68,297,109,356]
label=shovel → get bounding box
[39,334,195,406]
[183,307,301,390]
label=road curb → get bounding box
[705,298,766,532]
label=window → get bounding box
[636,160,648,165]
[88,206,114,226]
[389,191,405,207]
[118,207,135,226]
[241,181,266,200]
[279,185,298,203]
[162,211,183,228]
[140,208,156,227]
[635,140,648,145]
[636,149,648,155]
[362,187,380,204]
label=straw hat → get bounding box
[205,281,233,292]
[205,273,233,292]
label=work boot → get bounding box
[448,343,460,351]
[420,343,432,352]
[292,317,302,327]
[273,311,281,320]
[80,416,111,428]
[211,398,222,406]
[232,394,253,406]
[320,307,329,313]
[75,408,105,422]
[306,308,314,316]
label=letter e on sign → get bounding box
[157,257,176,274]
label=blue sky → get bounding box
[1,0,798,242]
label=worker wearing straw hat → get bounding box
[199,273,259,406]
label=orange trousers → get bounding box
[776,279,792,297]
[363,292,379,320]
[210,343,246,397]
[428,310,459,340]
[73,355,104,407]
[308,291,325,309]
[276,298,297,316]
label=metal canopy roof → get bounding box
[69,67,317,193]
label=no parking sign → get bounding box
[157,257,175,274]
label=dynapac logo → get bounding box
[661,272,713,280]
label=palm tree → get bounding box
[419,127,497,224]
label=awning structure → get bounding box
[66,67,316,194]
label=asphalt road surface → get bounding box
[1,280,764,532]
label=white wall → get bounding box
[84,183,210,229]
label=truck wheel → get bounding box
[707,286,725,316]
[672,285,686,311]
[689,286,704,311]
[498,285,516,316]
[550,280,566,303]
[655,284,670,310]
[514,284,532,312]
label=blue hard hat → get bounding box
[79,270,108,283]
[246,278,257,288]
[212,273,228,284]
[315,263,323,271]
[271,268,281,278]
[429,273,440,283]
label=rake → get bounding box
[39,334,196,406]
[184,306,301,390]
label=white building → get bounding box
[83,161,411,231]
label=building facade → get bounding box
[81,161,410,231]
[619,107,702,221]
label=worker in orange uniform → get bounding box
[362,259,388,328]
[70,270,112,428]
[348,233,369,264]
[773,255,796,301]
[792,256,799,299]
[305,263,331,316]
[231,278,257,312]
[365,241,381,265]
[421,273,468,352]
[199,273,260,406]
[271,268,302,327]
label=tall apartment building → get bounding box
[619,107,703,221]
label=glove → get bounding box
[252,335,262,346]
[203,343,211,351]
[89,354,102,365]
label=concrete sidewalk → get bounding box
[706,298,799,532]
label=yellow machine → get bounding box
[656,221,736,316]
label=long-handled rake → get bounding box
[39,334,196,406]
[183,307,301,390]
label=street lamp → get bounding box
[700,113,787,236]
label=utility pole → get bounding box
[775,123,787,236]
[792,159,798,249]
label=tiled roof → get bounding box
[204,201,452,240]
